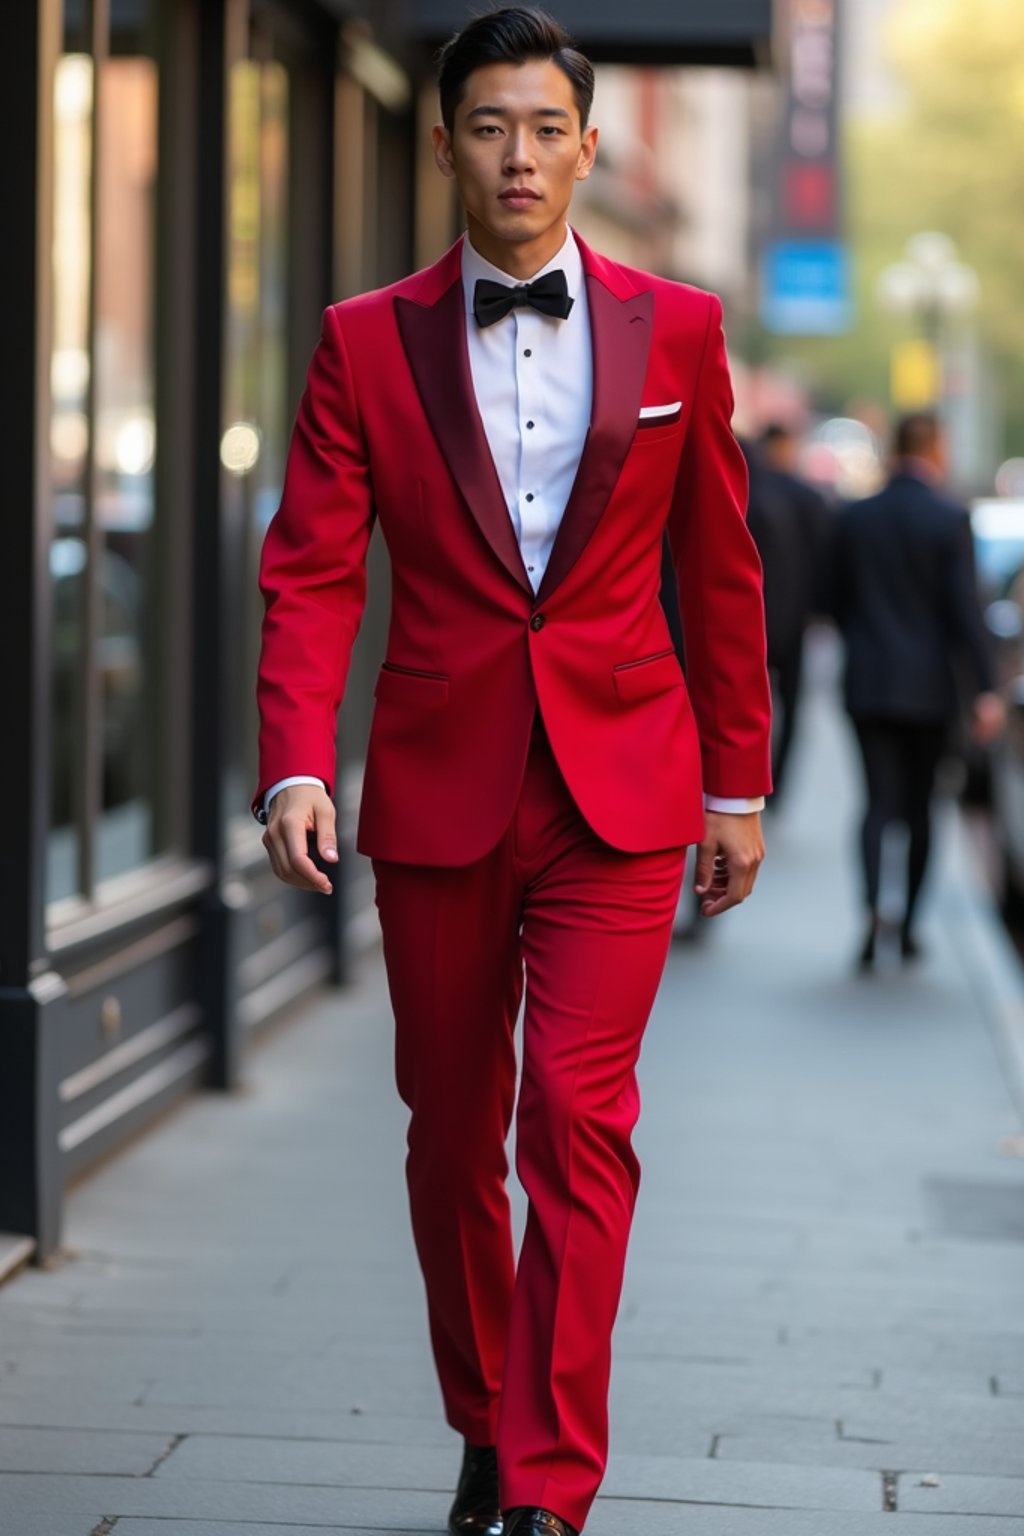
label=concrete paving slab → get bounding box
[715,1432,1024,1477]
[899,1471,1024,1517]
[755,1330,1024,1375]
[0,1425,173,1475]
[0,1515,105,1536]
[0,1473,452,1526]
[0,1372,153,1407]
[586,1505,1024,1536]
[610,1391,869,1431]
[152,1436,459,1489]
[610,1355,881,1411]
[113,1527,359,1536]
[873,1366,1000,1397]
[600,1452,882,1509]
[136,1373,443,1416]
[0,1399,455,1448]
[841,1399,1024,1439]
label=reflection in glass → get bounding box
[48,45,93,903]
[94,30,160,882]
[223,58,291,824]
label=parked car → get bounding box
[970,500,1024,912]
[971,499,1024,602]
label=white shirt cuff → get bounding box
[704,795,765,814]
[262,776,326,821]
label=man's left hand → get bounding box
[971,691,1006,746]
[693,811,765,918]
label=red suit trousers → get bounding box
[373,723,685,1531]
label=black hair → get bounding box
[759,423,795,446]
[437,6,595,132]
[894,411,941,458]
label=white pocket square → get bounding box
[638,401,683,423]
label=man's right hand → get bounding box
[262,785,338,895]
[971,691,1006,746]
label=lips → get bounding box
[499,188,540,207]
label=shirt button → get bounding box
[525,420,535,430]
[530,613,545,632]
[524,348,533,357]
[525,492,535,503]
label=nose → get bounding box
[503,127,536,174]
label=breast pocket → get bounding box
[631,424,682,447]
[634,402,684,445]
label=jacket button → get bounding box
[530,613,545,632]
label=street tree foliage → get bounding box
[759,0,1024,464]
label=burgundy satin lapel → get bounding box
[394,282,533,596]
[536,278,653,604]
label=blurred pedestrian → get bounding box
[745,424,829,801]
[253,9,771,1536]
[830,411,1003,968]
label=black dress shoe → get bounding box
[900,925,923,962]
[448,1441,501,1535]
[502,1507,579,1536]
[857,914,880,971]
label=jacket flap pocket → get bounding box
[375,665,449,707]
[613,649,683,703]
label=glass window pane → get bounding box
[223,56,291,829]
[93,15,161,883]
[48,26,94,904]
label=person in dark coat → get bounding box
[745,424,829,800]
[830,412,1003,967]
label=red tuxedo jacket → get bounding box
[255,234,771,864]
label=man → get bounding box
[747,424,829,801]
[831,411,1002,968]
[255,10,771,1533]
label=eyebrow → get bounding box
[465,105,572,120]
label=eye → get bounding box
[538,126,565,137]
[474,124,502,137]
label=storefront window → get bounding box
[222,50,291,829]
[49,14,94,904]
[47,0,166,906]
[94,34,159,881]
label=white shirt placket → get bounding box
[515,307,545,586]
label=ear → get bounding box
[576,125,598,181]
[432,124,456,180]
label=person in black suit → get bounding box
[745,425,829,801]
[830,412,1003,967]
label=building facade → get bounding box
[1,0,772,1266]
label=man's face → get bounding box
[433,58,598,274]
[765,434,798,475]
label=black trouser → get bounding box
[852,717,948,928]
[768,641,804,799]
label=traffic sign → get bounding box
[761,240,852,335]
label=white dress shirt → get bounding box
[264,229,763,817]
[462,229,591,591]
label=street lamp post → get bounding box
[876,232,981,482]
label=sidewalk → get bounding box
[3,647,1024,1536]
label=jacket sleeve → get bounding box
[252,305,376,817]
[665,294,773,799]
[943,508,995,694]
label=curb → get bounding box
[943,810,1024,1123]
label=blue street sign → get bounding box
[761,240,852,335]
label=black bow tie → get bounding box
[473,269,574,328]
